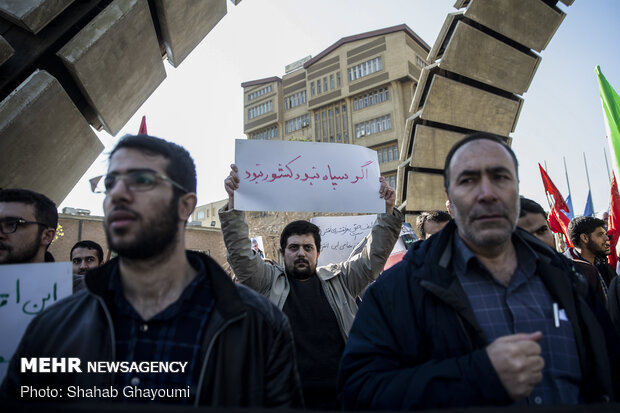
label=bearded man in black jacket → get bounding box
[1,135,301,407]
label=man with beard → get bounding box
[70,240,105,292]
[220,164,404,409]
[339,133,620,409]
[565,216,616,304]
[1,135,302,407]
[0,189,57,265]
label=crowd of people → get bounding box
[0,132,619,409]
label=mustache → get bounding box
[469,205,509,220]
[295,258,309,264]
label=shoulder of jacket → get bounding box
[234,283,287,329]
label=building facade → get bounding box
[241,24,430,190]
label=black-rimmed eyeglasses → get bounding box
[89,170,189,194]
[0,218,48,234]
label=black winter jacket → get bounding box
[339,221,620,410]
[0,251,303,407]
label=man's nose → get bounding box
[106,177,132,203]
[477,177,498,201]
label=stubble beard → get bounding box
[105,199,179,260]
[0,234,39,264]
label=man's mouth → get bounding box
[107,209,139,229]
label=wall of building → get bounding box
[49,213,227,269]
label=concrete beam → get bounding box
[405,171,446,212]
[0,70,103,205]
[153,0,227,68]
[0,34,14,66]
[0,0,74,34]
[57,0,166,135]
[410,125,465,170]
[463,0,565,52]
[419,73,522,136]
[438,21,541,95]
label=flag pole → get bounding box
[563,156,573,202]
[604,146,612,182]
[583,152,593,194]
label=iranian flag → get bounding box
[596,66,620,266]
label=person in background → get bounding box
[220,164,403,409]
[0,188,57,265]
[517,197,556,250]
[416,210,451,240]
[70,240,105,291]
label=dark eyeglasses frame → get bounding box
[0,218,48,234]
[89,170,189,194]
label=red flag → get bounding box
[138,116,148,134]
[608,173,620,268]
[538,163,569,213]
[539,164,572,247]
[548,204,573,248]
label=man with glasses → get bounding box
[2,135,301,407]
[0,188,57,265]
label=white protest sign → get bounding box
[312,215,377,266]
[234,139,384,213]
[0,262,72,380]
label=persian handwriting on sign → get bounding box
[320,222,373,239]
[243,156,374,190]
[0,279,58,315]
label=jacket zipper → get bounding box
[193,313,246,406]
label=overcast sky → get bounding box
[59,0,620,218]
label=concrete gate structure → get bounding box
[0,0,231,205]
[397,0,575,226]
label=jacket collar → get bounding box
[84,251,246,322]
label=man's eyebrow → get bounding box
[456,166,513,178]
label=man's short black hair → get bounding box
[519,197,547,219]
[416,210,451,239]
[110,134,197,197]
[0,188,58,229]
[70,240,104,263]
[443,132,518,190]
[568,216,606,247]
[280,220,321,253]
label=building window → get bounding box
[251,126,278,140]
[348,57,383,82]
[311,82,315,96]
[353,87,389,111]
[416,56,426,68]
[385,174,396,188]
[284,90,307,110]
[197,211,205,219]
[323,77,328,92]
[355,115,392,138]
[330,74,334,90]
[317,81,321,94]
[248,100,273,120]
[285,114,310,133]
[336,72,341,87]
[376,143,399,164]
[248,85,273,101]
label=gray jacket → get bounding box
[219,206,404,340]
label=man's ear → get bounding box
[40,227,55,248]
[178,193,198,222]
[579,233,589,247]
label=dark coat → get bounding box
[1,251,302,407]
[339,221,619,410]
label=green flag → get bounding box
[596,65,620,176]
